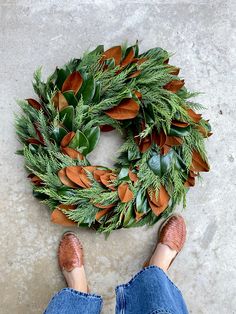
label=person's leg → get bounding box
[115,215,189,314]
[44,232,102,314]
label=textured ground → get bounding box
[0,1,235,313]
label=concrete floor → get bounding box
[0,0,235,313]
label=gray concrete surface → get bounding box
[0,0,236,313]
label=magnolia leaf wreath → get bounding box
[16,42,212,234]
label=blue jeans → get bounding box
[44,266,188,314]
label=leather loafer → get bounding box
[58,232,84,272]
[144,214,186,268]
[159,214,186,253]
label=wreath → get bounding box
[16,42,212,234]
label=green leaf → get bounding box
[134,42,139,57]
[174,151,186,171]
[169,125,190,137]
[63,91,78,107]
[77,75,95,104]
[118,167,129,180]
[161,150,174,174]
[69,130,89,155]
[55,68,70,90]
[136,190,149,213]
[148,153,161,176]
[59,106,74,130]
[148,150,175,176]
[90,45,104,55]
[51,126,67,144]
[83,126,100,154]
[123,206,135,227]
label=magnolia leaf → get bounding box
[69,130,89,155]
[84,126,100,154]
[160,150,174,175]
[148,153,161,176]
[137,136,152,153]
[191,150,209,172]
[105,98,139,120]
[100,173,117,190]
[51,126,67,144]
[51,208,77,226]
[147,185,170,216]
[133,41,139,57]
[164,80,185,93]
[120,47,135,68]
[60,106,74,130]
[66,166,91,188]
[55,68,70,90]
[167,65,180,76]
[123,206,135,227]
[61,131,75,147]
[26,98,42,110]
[165,136,183,147]
[128,170,138,182]
[187,108,202,123]
[118,167,129,180]
[118,183,134,203]
[169,125,190,137]
[93,169,108,182]
[148,150,175,176]
[91,45,104,55]
[52,91,69,111]
[27,138,43,145]
[61,147,84,160]
[95,207,112,221]
[136,190,149,213]
[63,91,78,107]
[58,168,78,188]
[102,46,122,66]
[61,71,83,95]
[153,129,166,147]
[80,76,96,104]
[184,171,197,187]
[171,120,189,128]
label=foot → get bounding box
[58,232,88,293]
[147,214,186,272]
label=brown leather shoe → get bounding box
[58,232,84,272]
[144,214,186,269]
[159,214,186,253]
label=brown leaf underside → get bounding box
[61,71,83,94]
[118,183,134,203]
[105,98,139,120]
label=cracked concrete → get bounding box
[0,0,235,313]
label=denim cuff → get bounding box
[116,265,182,294]
[59,287,102,300]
